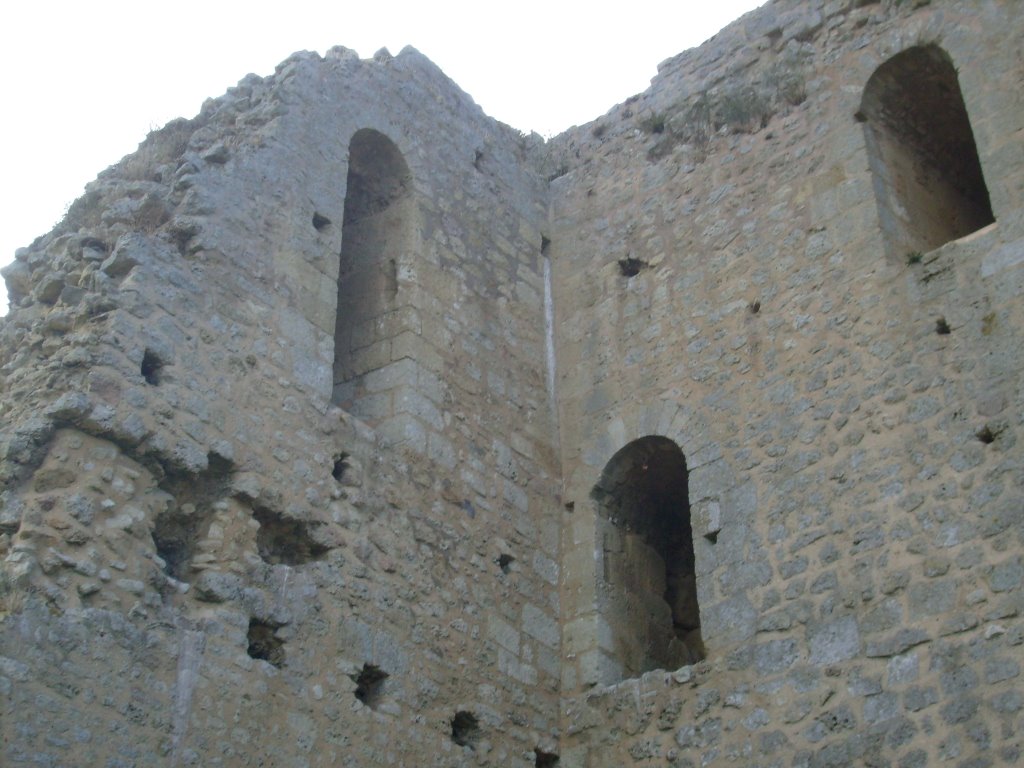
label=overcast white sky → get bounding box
[0,0,766,315]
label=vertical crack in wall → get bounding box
[542,244,560,438]
[170,628,206,767]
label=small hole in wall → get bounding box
[541,236,551,256]
[150,453,233,585]
[253,505,330,565]
[618,257,648,278]
[352,663,389,709]
[935,317,951,335]
[535,748,560,767]
[976,425,996,444]
[853,110,867,123]
[80,237,109,254]
[749,300,761,314]
[473,149,484,171]
[564,501,575,512]
[705,531,719,544]
[497,553,514,574]
[151,507,198,581]
[332,453,350,483]
[312,212,331,231]
[141,349,164,385]
[247,619,285,668]
[451,711,480,748]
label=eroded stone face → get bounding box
[3,429,167,609]
[2,2,1024,767]
[0,45,560,767]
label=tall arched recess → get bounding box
[858,45,994,258]
[332,129,415,414]
[591,436,704,682]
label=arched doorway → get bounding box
[591,436,704,680]
[332,129,414,411]
[858,45,994,257]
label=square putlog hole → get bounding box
[451,710,480,748]
[247,619,285,668]
[353,663,389,709]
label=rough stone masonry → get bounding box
[1,0,1022,766]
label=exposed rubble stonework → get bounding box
[1,1,1022,766]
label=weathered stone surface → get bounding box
[808,616,861,665]
[1,1,1023,766]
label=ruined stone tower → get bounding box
[2,1,1022,766]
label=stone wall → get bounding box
[1,1,1022,766]
[0,47,561,767]
[547,0,1024,765]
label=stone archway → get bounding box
[332,128,414,411]
[859,44,994,257]
[592,436,704,681]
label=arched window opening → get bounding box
[333,129,413,410]
[859,45,994,257]
[592,436,703,681]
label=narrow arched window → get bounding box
[859,45,994,257]
[333,129,413,412]
[591,436,704,681]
